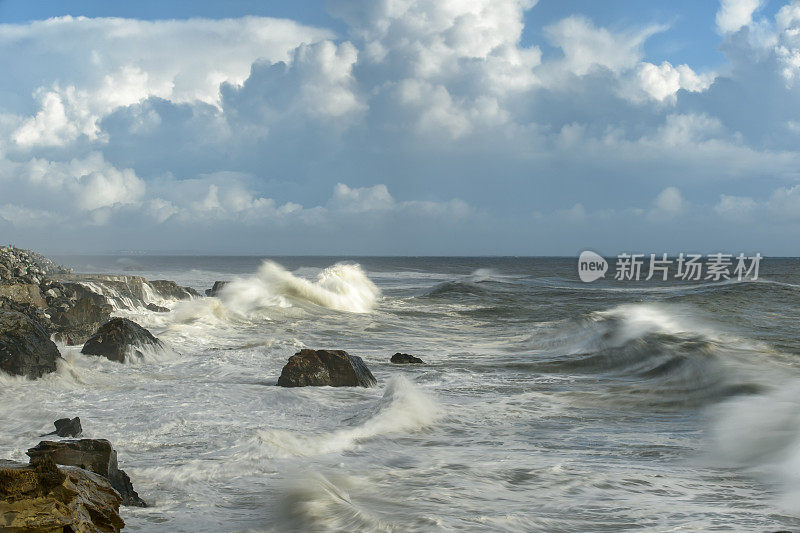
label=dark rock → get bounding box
[27,439,147,507]
[278,349,376,387]
[146,303,170,313]
[51,417,83,438]
[81,317,163,363]
[51,296,113,345]
[0,457,124,532]
[149,279,200,299]
[0,310,61,378]
[205,280,228,297]
[390,352,425,364]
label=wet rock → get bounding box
[0,310,61,378]
[0,456,124,532]
[51,296,113,345]
[46,417,83,438]
[81,318,163,363]
[278,349,377,387]
[205,280,228,297]
[390,352,425,364]
[27,439,147,507]
[146,303,170,313]
[148,279,200,299]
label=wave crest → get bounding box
[258,376,439,457]
[220,261,380,316]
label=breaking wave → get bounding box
[524,303,772,407]
[258,376,439,457]
[220,261,379,316]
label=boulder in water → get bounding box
[27,439,147,507]
[0,309,61,378]
[277,349,377,387]
[0,456,124,532]
[146,302,170,313]
[149,279,199,299]
[81,317,163,363]
[205,280,228,297]
[390,352,425,364]
[47,417,83,438]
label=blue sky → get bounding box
[0,0,798,255]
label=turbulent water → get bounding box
[2,256,800,532]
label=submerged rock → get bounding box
[277,349,377,387]
[390,352,425,364]
[0,309,61,378]
[81,318,163,363]
[27,439,147,507]
[205,280,228,297]
[0,456,124,532]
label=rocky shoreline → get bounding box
[0,246,426,531]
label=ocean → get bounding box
[2,255,800,532]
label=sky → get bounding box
[0,0,798,255]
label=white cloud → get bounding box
[714,194,757,218]
[2,16,332,147]
[544,16,661,76]
[650,187,685,218]
[717,0,762,33]
[633,61,716,102]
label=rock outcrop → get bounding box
[81,318,163,363]
[56,274,197,311]
[0,310,61,378]
[277,349,377,387]
[0,246,112,346]
[50,296,113,345]
[0,456,124,532]
[27,439,147,507]
[205,281,228,297]
[390,352,425,364]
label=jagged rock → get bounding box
[0,456,124,532]
[81,318,163,363]
[149,279,199,299]
[27,439,147,507]
[390,352,425,364]
[277,349,377,387]
[51,297,112,345]
[0,310,61,378]
[43,417,83,438]
[205,281,228,297]
[146,303,170,312]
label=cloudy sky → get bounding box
[0,0,798,255]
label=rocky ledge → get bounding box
[278,349,377,387]
[27,439,147,508]
[0,456,125,532]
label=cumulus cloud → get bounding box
[1,16,331,147]
[2,2,800,253]
[717,0,762,33]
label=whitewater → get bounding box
[2,255,800,532]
